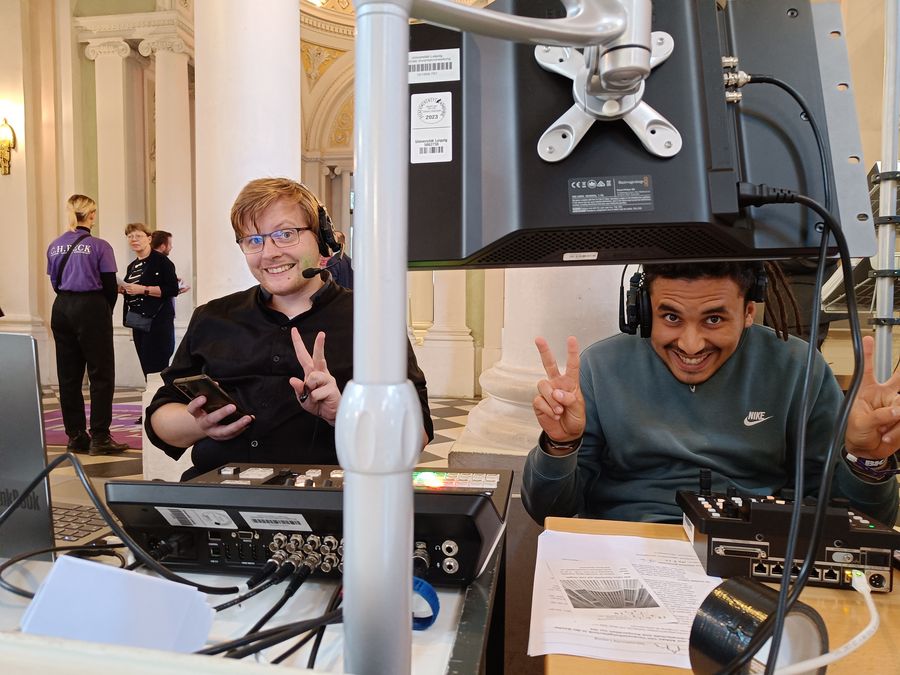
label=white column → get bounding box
[454,265,624,453]
[139,36,194,333]
[193,0,301,304]
[408,269,434,341]
[85,39,133,274]
[85,38,145,387]
[414,269,475,397]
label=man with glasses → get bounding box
[145,177,434,480]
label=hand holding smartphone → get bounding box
[172,374,251,425]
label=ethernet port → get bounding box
[771,562,784,577]
[809,567,822,580]
[822,567,839,583]
[790,564,801,577]
[752,562,768,576]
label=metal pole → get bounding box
[875,0,900,380]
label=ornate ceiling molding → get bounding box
[329,95,354,148]
[84,39,131,61]
[301,42,346,85]
[74,10,194,58]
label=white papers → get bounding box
[529,530,722,669]
[21,555,213,652]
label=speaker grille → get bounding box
[473,226,741,266]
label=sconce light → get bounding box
[0,118,17,175]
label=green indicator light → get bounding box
[869,524,875,528]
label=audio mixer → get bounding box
[105,464,511,586]
[677,488,899,592]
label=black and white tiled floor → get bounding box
[42,388,478,484]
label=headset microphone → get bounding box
[302,256,342,279]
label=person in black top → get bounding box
[46,194,128,455]
[146,178,433,479]
[326,230,353,290]
[120,223,180,376]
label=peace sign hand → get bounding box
[289,328,341,425]
[845,335,900,459]
[533,336,586,446]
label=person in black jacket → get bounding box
[146,177,433,479]
[120,223,180,376]
[46,194,128,455]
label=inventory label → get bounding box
[568,175,654,214]
[156,507,237,529]
[410,92,452,164]
[408,48,460,84]
[682,513,695,544]
[241,511,311,531]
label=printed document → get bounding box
[528,530,721,669]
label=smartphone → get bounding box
[172,374,250,425]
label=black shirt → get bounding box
[146,278,433,479]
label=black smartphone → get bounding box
[172,374,250,425]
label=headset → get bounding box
[315,203,341,257]
[619,263,768,338]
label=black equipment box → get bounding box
[677,490,898,592]
[105,465,511,586]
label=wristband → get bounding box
[143,287,150,296]
[541,431,582,455]
[412,575,440,630]
[842,449,899,482]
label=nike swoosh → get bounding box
[743,416,773,427]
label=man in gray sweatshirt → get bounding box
[522,262,900,526]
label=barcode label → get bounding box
[241,511,311,531]
[156,507,237,529]
[409,48,460,84]
[410,92,452,164]
[409,61,453,74]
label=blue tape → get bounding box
[412,576,440,630]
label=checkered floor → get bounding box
[42,388,477,481]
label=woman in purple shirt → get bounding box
[46,194,128,456]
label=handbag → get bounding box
[124,309,153,332]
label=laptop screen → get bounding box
[0,333,55,560]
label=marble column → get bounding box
[85,38,145,387]
[85,39,134,276]
[408,269,434,342]
[414,269,474,397]
[454,265,624,453]
[138,35,194,338]
[193,0,301,304]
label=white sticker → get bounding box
[682,513,695,544]
[239,467,275,480]
[156,507,237,529]
[408,48,460,84]
[240,511,312,532]
[562,252,600,262]
[410,92,452,164]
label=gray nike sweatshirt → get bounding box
[522,325,899,526]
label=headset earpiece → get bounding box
[750,264,768,303]
[619,270,651,338]
[316,204,340,257]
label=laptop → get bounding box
[0,333,110,561]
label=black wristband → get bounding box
[540,431,582,455]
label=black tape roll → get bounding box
[690,577,828,674]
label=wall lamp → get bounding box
[0,118,17,175]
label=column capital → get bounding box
[138,35,188,58]
[84,38,131,61]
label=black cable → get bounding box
[196,608,342,657]
[745,74,833,213]
[306,582,343,668]
[0,451,241,595]
[269,582,343,665]
[0,542,128,599]
[239,564,312,643]
[214,576,281,612]
[719,187,864,674]
[224,611,343,661]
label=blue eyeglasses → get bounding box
[236,227,311,254]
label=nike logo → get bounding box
[743,412,773,427]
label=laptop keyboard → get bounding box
[53,502,108,542]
